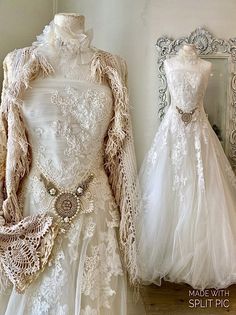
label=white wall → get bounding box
[0,0,55,84]
[57,0,236,167]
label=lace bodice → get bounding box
[164,55,212,111]
[22,76,113,188]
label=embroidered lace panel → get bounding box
[27,85,113,188]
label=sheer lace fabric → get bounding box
[137,54,236,290]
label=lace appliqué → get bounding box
[165,57,211,112]
[170,117,188,203]
[81,226,123,309]
[78,175,122,309]
[83,217,96,239]
[161,57,211,195]
[143,105,209,207]
[27,250,68,315]
[35,86,112,187]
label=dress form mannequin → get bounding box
[181,43,197,54]
[177,43,199,63]
[53,13,85,33]
[42,13,95,65]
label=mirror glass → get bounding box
[203,56,229,149]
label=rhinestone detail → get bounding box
[49,188,57,196]
[76,186,84,196]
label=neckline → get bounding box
[33,21,97,65]
[53,24,93,52]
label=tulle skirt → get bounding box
[137,105,236,290]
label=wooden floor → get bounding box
[140,281,236,315]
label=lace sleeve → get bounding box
[104,57,139,286]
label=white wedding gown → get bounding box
[137,52,236,290]
[0,65,127,315]
[0,24,145,315]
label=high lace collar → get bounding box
[33,21,93,53]
[177,46,199,65]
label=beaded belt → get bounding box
[40,172,94,233]
[176,106,197,125]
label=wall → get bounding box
[57,0,236,167]
[0,0,56,84]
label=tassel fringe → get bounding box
[91,51,140,286]
[1,47,54,223]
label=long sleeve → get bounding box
[0,51,30,223]
[0,48,60,293]
[103,56,139,286]
[0,48,53,224]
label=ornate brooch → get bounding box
[40,172,94,232]
[176,106,197,125]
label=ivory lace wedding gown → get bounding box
[138,50,236,290]
[0,22,144,315]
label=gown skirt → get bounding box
[138,105,236,290]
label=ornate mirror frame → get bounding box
[156,27,236,171]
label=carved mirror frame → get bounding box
[156,27,236,171]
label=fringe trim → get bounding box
[91,51,139,286]
[0,114,7,181]
[1,47,54,223]
[9,47,54,99]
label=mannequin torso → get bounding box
[36,13,96,70]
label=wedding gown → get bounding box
[137,50,236,290]
[0,22,144,315]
